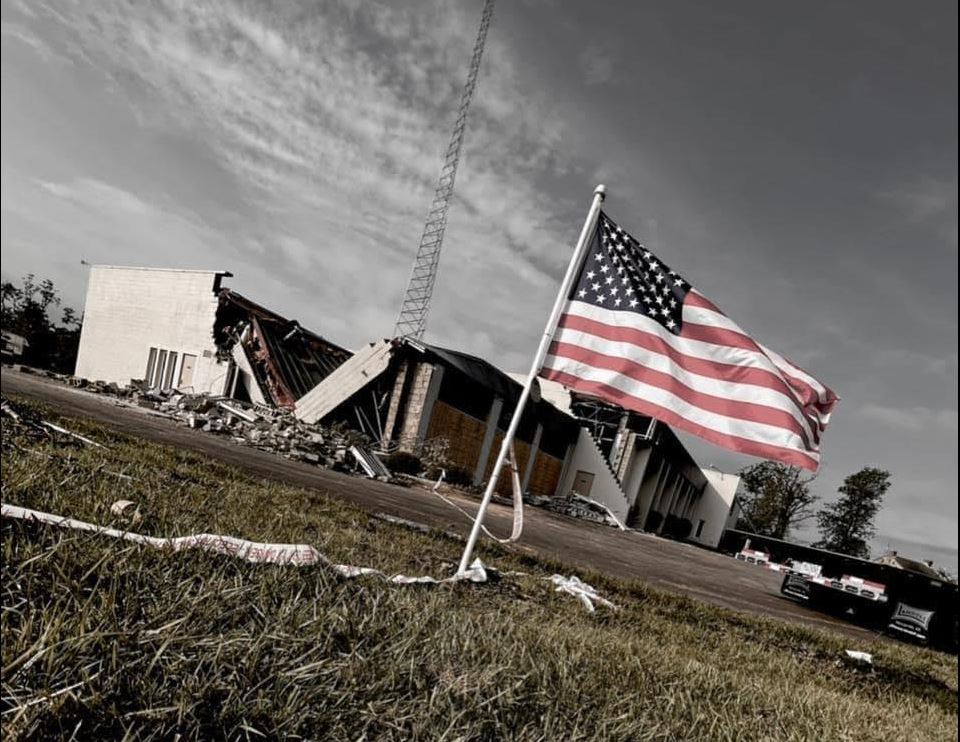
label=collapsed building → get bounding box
[74,265,740,547]
[213,290,351,408]
[295,339,578,498]
[294,342,740,546]
[74,266,350,408]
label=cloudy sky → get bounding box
[2,1,956,564]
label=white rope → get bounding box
[2,502,615,610]
[1,503,488,583]
[428,449,523,545]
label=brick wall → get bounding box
[478,430,563,498]
[396,362,439,448]
[426,400,487,471]
[525,453,564,498]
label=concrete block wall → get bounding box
[382,359,410,440]
[75,267,230,393]
[396,361,441,448]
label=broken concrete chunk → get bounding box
[27,376,384,477]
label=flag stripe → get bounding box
[549,338,819,447]
[560,303,834,421]
[541,368,820,471]
[555,314,819,425]
[541,353,815,455]
[759,343,835,411]
[682,318,833,418]
[684,291,837,410]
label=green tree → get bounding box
[815,467,891,558]
[0,274,81,373]
[736,461,817,539]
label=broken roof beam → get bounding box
[295,340,394,424]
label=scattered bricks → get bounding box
[186,412,207,429]
[539,494,625,529]
[20,373,390,479]
[291,450,321,465]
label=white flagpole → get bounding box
[457,184,607,575]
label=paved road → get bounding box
[2,368,881,641]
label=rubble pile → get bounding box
[532,493,626,529]
[59,374,386,475]
[158,394,350,467]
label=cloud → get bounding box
[1,19,65,63]
[4,0,596,350]
[36,177,158,216]
[879,178,959,248]
[580,47,614,86]
[859,404,958,432]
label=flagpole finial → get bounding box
[595,184,607,199]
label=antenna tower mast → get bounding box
[393,0,495,340]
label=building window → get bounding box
[144,348,158,384]
[162,352,178,389]
[178,353,197,388]
[145,347,191,390]
[154,350,168,387]
[695,519,706,538]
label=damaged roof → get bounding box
[214,289,352,408]
[412,340,522,406]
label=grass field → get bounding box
[2,397,957,741]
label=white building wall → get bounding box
[554,428,631,522]
[619,440,651,509]
[75,266,230,393]
[686,468,741,549]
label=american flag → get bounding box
[540,212,838,471]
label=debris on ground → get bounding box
[2,503,496,586]
[110,499,143,525]
[3,374,391,480]
[549,574,618,612]
[843,649,874,666]
[532,493,627,530]
[2,395,92,449]
[350,445,391,479]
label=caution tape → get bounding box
[428,442,523,545]
[1,503,488,583]
[2,502,614,609]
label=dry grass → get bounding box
[2,397,957,741]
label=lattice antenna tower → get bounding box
[393,0,495,340]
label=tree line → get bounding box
[1,274,81,373]
[736,460,891,559]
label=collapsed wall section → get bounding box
[215,290,352,408]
